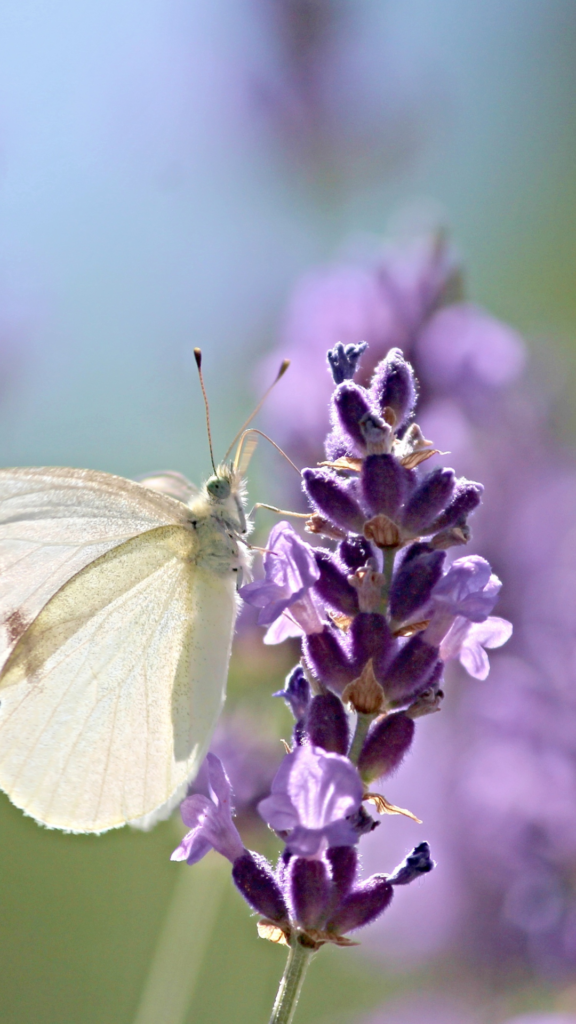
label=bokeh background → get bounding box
[1,2,576,1023]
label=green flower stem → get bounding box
[268,937,315,1024]
[348,711,376,766]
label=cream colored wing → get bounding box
[0,524,237,833]
[0,467,192,671]
[136,470,199,504]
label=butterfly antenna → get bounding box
[234,427,301,477]
[194,348,217,474]
[223,359,290,463]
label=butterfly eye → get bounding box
[207,476,231,500]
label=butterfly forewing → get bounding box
[0,467,193,671]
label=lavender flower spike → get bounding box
[171,753,244,866]
[258,745,364,856]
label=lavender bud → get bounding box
[338,536,373,571]
[273,666,311,745]
[369,348,417,428]
[324,429,351,463]
[383,635,440,703]
[389,543,446,623]
[326,876,393,935]
[288,856,331,930]
[361,453,414,519]
[332,381,373,451]
[327,342,368,385]
[232,851,289,922]
[387,842,435,885]
[313,550,360,616]
[429,479,484,532]
[349,612,395,680]
[303,626,354,692]
[305,693,349,755]
[273,666,310,721]
[302,469,366,534]
[326,846,358,906]
[358,412,391,454]
[357,711,415,783]
[401,467,456,534]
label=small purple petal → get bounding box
[263,611,306,645]
[205,751,233,806]
[258,745,364,856]
[468,615,513,648]
[430,556,501,622]
[240,521,320,627]
[171,754,244,866]
[440,614,513,680]
[170,831,213,865]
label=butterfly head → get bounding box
[205,464,248,535]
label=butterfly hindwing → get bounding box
[0,523,237,832]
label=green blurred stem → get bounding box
[268,938,315,1024]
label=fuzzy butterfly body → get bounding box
[0,464,250,834]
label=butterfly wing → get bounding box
[0,468,238,833]
[0,523,237,832]
[0,467,193,671]
[136,470,199,504]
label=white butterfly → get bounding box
[0,461,251,834]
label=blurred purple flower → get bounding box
[209,713,284,825]
[439,615,513,680]
[171,753,244,866]
[258,744,364,856]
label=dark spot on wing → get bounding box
[5,609,30,646]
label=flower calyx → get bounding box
[342,659,386,715]
[257,920,359,950]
